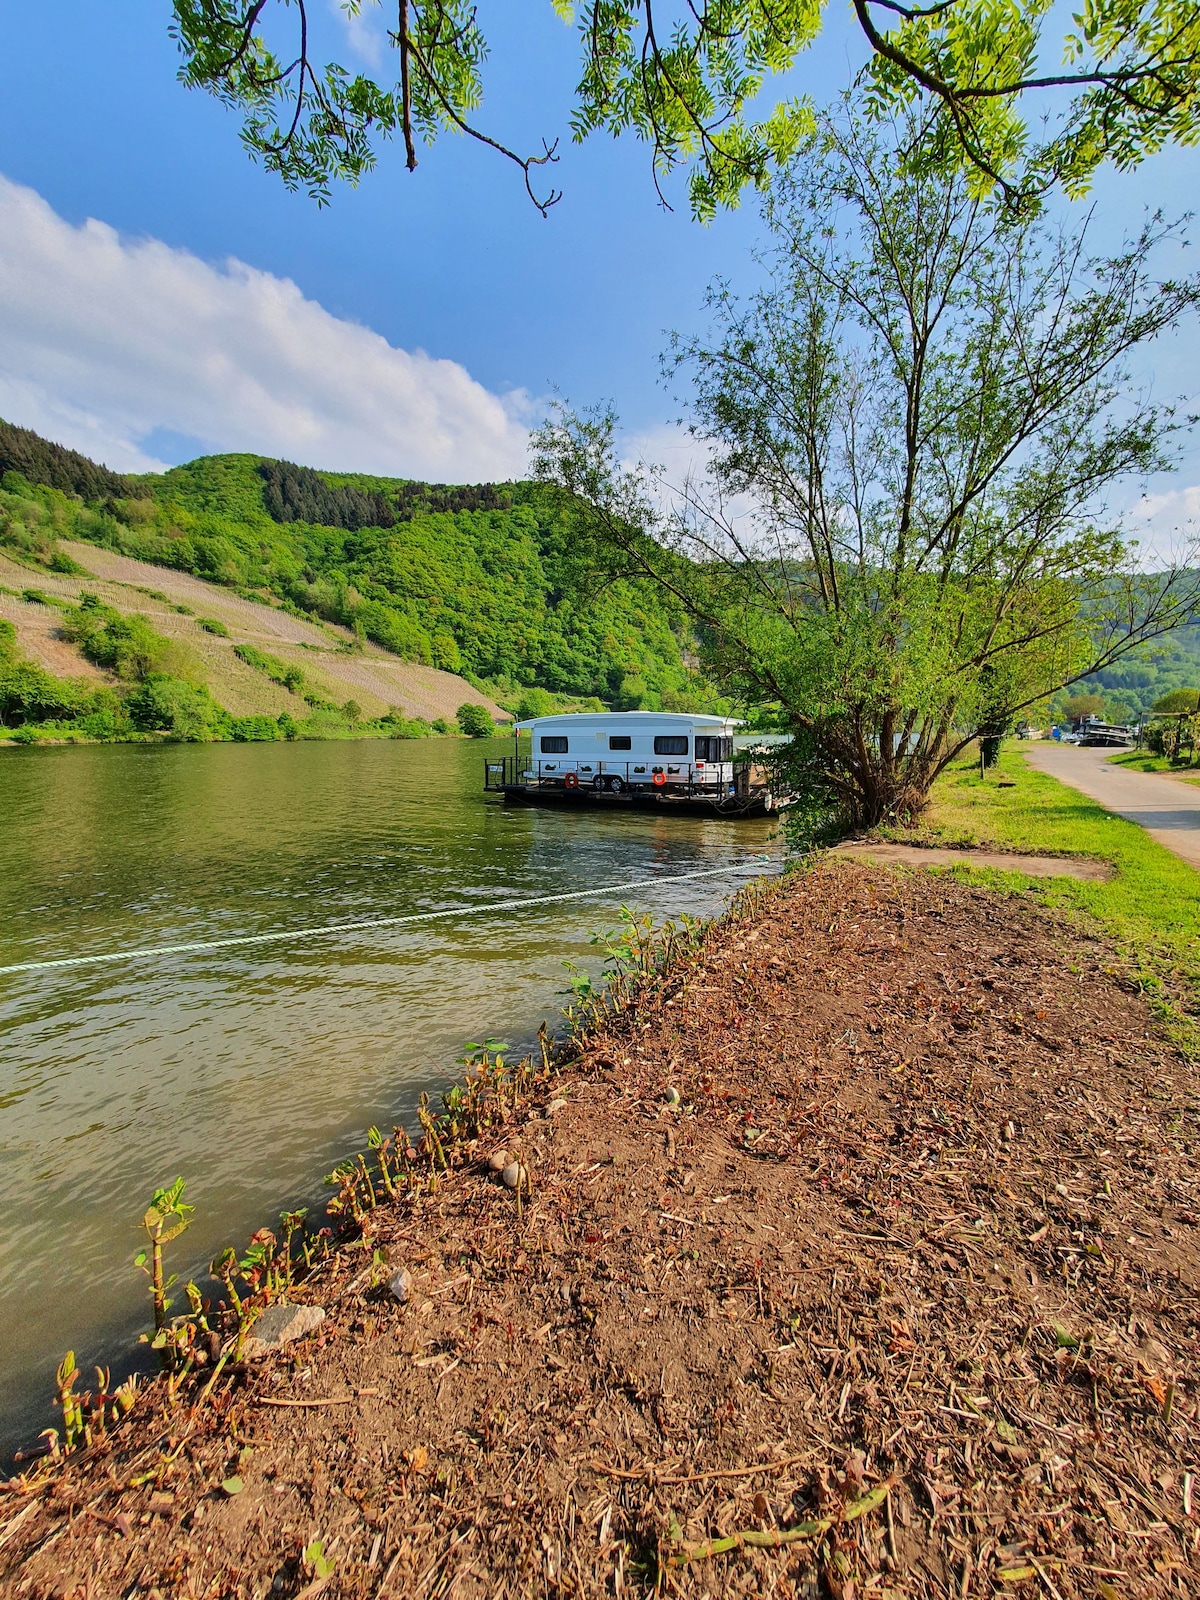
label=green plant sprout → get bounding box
[134,1178,194,1353]
[303,1539,336,1582]
[41,1352,139,1458]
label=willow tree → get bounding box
[169,0,1200,215]
[533,112,1200,828]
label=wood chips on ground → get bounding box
[3,860,1198,1598]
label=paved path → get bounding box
[1023,744,1200,871]
[834,840,1111,880]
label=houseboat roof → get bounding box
[512,711,742,734]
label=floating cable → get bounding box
[0,859,777,978]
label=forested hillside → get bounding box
[0,423,709,713]
[6,419,1195,737]
[1064,624,1200,721]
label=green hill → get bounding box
[0,422,718,743]
[1060,624,1200,722]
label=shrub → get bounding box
[125,675,219,740]
[234,640,306,694]
[48,550,87,575]
[431,717,451,734]
[456,701,495,738]
[386,712,430,739]
[1151,688,1200,715]
[61,597,176,682]
[0,657,90,726]
[197,617,230,636]
[515,687,555,720]
[229,715,283,742]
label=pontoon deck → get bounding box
[483,712,786,818]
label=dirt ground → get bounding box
[3,859,1198,1598]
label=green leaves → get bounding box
[143,1177,195,1247]
[169,0,1200,216]
[303,1538,336,1581]
[536,106,1200,826]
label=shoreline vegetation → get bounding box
[4,753,1200,1596]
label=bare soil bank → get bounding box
[3,860,1198,1598]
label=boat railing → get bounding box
[484,755,758,797]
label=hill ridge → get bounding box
[2,419,711,714]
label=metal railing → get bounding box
[485,755,751,797]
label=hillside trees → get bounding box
[0,419,133,501]
[9,456,703,705]
[171,0,1200,216]
[256,461,511,528]
[535,111,1200,828]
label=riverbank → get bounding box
[4,856,1196,1598]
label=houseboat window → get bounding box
[608,735,632,750]
[540,735,569,753]
[695,736,732,762]
[653,735,689,756]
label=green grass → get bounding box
[877,745,1200,1054]
[1109,748,1200,785]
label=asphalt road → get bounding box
[1023,743,1200,871]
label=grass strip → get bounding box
[1109,748,1200,785]
[877,744,1200,1055]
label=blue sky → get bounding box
[0,0,1197,545]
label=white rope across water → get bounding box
[0,859,778,978]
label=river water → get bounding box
[0,737,778,1458]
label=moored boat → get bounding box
[483,711,786,817]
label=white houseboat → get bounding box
[483,711,785,817]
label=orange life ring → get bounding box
[563,772,579,790]
[652,771,667,787]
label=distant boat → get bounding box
[483,711,786,818]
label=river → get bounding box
[0,736,779,1458]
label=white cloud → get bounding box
[326,0,390,68]
[0,174,531,481]
[1122,484,1200,567]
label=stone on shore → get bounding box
[242,1301,325,1358]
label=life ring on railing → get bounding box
[563,772,579,790]
[652,771,667,788]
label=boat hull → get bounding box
[492,783,782,819]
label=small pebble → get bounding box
[547,1097,568,1114]
[502,1161,527,1190]
[665,1086,681,1105]
[388,1267,411,1304]
[488,1149,510,1172]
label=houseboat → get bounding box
[483,711,785,818]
